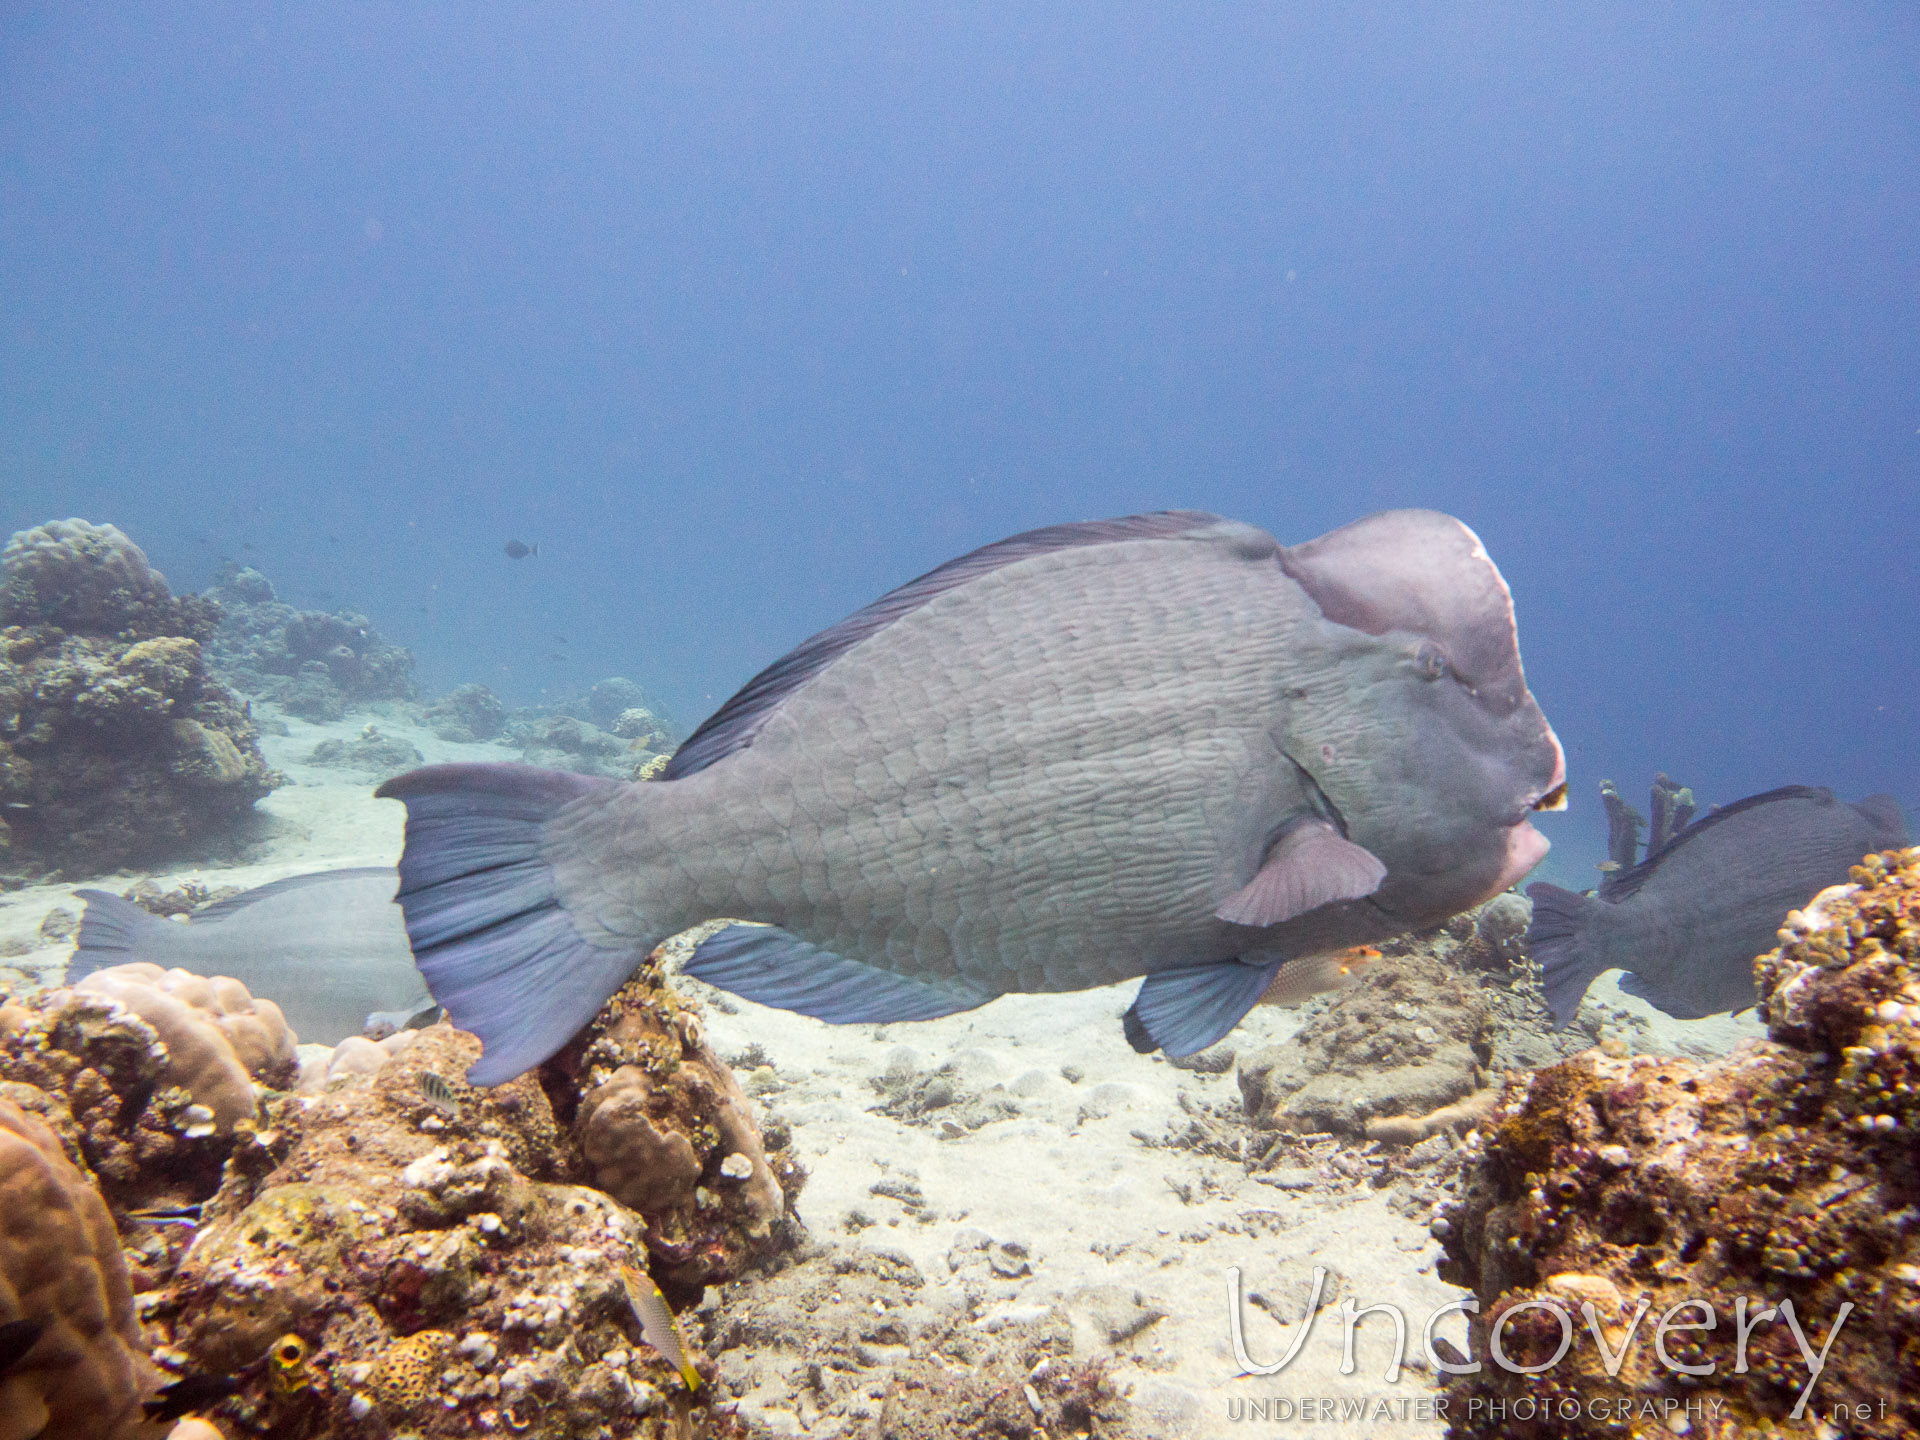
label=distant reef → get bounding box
[204,561,417,721]
[0,519,279,878]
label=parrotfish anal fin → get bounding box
[1122,958,1284,1057]
[1616,971,1717,1020]
[664,510,1231,780]
[375,763,644,1086]
[1216,820,1387,927]
[684,924,994,1024]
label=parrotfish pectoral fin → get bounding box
[1216,820,1387,927]
[1122,958,1285,1056]
[684,924,994,1024]
[1523,881,1605,1029]
[376,764,645,1086]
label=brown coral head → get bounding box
[370,1328,453,1417]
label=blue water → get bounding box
[4,5,1916,883]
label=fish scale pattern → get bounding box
[540,509,1561,1041]
[561,528,1323,994]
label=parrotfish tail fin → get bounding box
[375,763,644,1086]
[1524,882,1605,1029]
[1122,958,1285,1057]
[67,889,161,983]
[684,924,993,1023]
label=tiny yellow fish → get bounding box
[1596,860,1623,873]
[618,1261,701,1393]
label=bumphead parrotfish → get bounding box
[1527,785,1910,1026]
[68,868,435,1044]
[378,509,1567,1083]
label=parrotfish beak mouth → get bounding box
[1494,819,1552,892]
[1529,728,1569,811]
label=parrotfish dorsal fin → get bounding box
[186,865,398,922]
[663,511,1239,779]
[1599,785,1837,901]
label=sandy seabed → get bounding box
[0,702,1764,1440]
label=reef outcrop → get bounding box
[423,682,506,743]
[1435,845,1920,1438]
[145,1013,803,1437]
[0,967,296,1230]
[539,968,804,1298]
[203,562,416,721]
[1238,945,1494,1138]
[0,941,802,1436]
[0,521,277,877]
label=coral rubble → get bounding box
[708,1243,1146,1438]
[1,522,277,876]
[1435,845,1920,1438]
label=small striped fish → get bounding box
[618,1260,701,1393]
[418,1072,458,1112]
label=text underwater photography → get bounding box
[1219,1265,1880,1431]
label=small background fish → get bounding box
[617,1260,700,1392]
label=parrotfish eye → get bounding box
[1414,641,1448,681]
[1534,782,1568,812]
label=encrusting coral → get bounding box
[540,963,804,1298]
[146,1023,763,1437]
[0,1096,160,1440]
[1435,844,1920,1438]
[0,520,277,876]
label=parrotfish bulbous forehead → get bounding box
[1278,509,1566,925]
